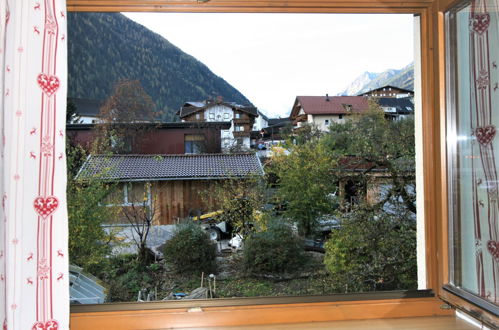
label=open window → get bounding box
[444,0,499,321]
[65,0,499,328]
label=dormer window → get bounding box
[342,104,352,112]
[235,113,241,119]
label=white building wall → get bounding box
[203,105,250,151]
[311,114,345,131]
[253,111,268,131]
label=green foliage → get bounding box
[68,12,251,121]
[66,143,118,273]
[323,106,416,213]
[162,222,217,274]
[323,205,417,292]
[269,139,338,236]
[243,222,306,275]
[98,254,158,302]
[205,177,265,235]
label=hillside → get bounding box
[68,13,252,121]
[338,62,414,96]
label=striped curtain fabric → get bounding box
[0,1,69,329]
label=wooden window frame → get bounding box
[66,0,498,328]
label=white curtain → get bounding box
[0,1,69,329]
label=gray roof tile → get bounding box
[77,153,264,181]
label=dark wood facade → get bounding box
[67,122,230,154]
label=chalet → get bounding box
[177,100,258,151]
[76,153,264,225]
[290,95,370,131]
[358,85,414,98]
[67,122,231,154]
[376,97,414,120]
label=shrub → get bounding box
[323,205,417,292]
[243,222,306,275]
[163,222,217,274]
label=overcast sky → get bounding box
[124,13,414,118]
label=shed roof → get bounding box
[77,153,264,181]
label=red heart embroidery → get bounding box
[32,320,59,330]
[475,125,496,146]
[37,73,60,97]
[33,196,59,219]
[471,13,490,35]
[487,240,499,262]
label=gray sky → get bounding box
[124,13,414,118]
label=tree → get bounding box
[94,79,158,154]
[203,176,265,237]
[120,182,157,265]
[66,141,118,273]
[269,139,338,236]
[323,203,417,292]
[66,98,81,124]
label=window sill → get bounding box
[70,291,453,329]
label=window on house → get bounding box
[209,112,215,119]
[234,125,244,132]
[196,113,200,119]
[224,113,229,119]
[235,113,241,119]
[339,114,344,119]
[184,134,205,154]
[324,119,330,125]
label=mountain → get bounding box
[338,62,414,96]
[68,13,252,121]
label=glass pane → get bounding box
[67,12,419,304]
[447,0,499,307]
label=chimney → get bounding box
[326,94,330,101]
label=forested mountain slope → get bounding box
[68,12,251,121]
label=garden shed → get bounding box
[77,153,264,225]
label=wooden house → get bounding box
[177,100,258,151]
[77,153,264,225]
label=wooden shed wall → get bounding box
[153,180,219,225]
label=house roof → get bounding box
[358,85,414,96]
[68,98,104,117]
[178,100,258,118]
[76,153,264,181]
[290,96,370,118]
[376,97,414,113]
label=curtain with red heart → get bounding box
[449,0,499,307]
[0,1,69,329]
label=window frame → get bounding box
[65,0,496,327]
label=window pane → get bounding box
[447,0,499,307]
